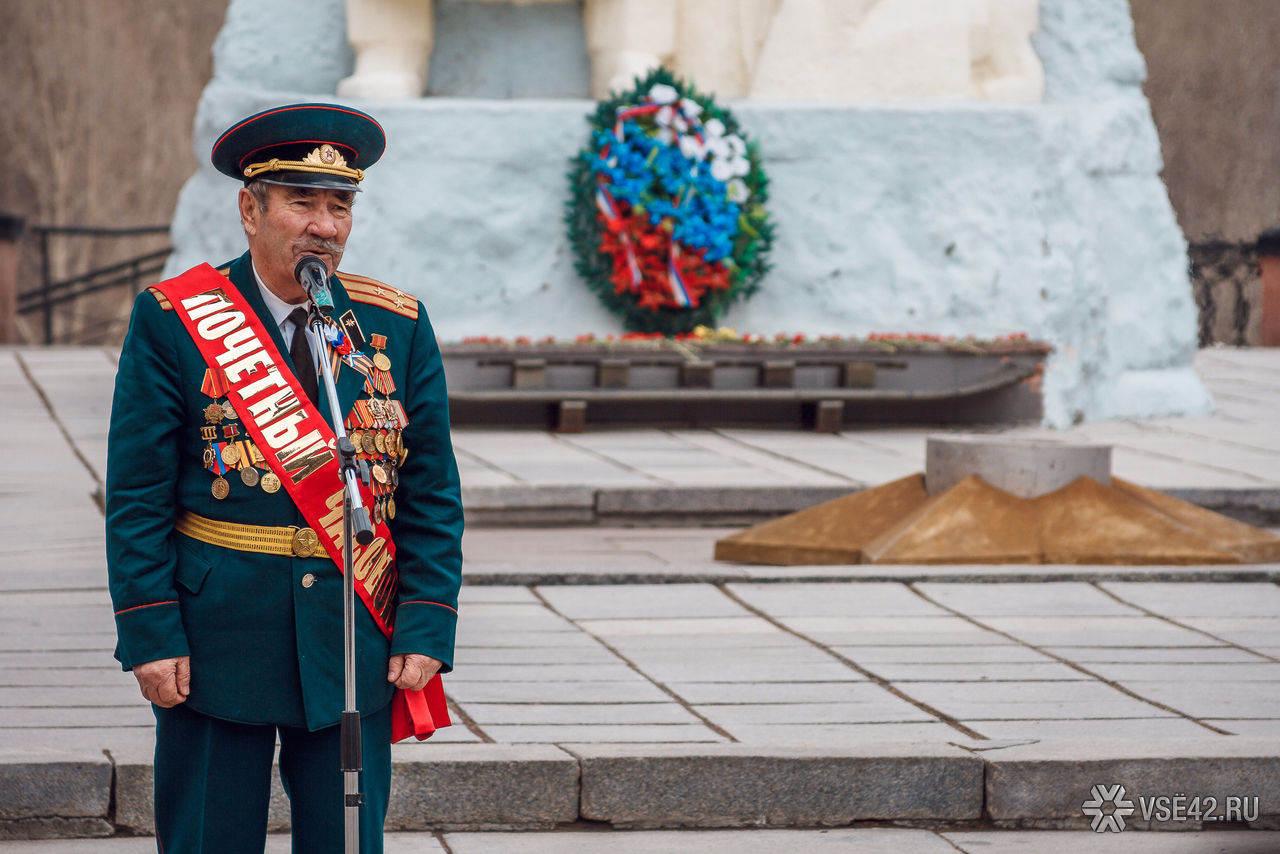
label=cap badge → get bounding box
[308,144,345,168]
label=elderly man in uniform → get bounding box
[106,103,463,853]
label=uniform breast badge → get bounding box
[339,310,369,352]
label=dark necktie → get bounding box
[287,307,320,407]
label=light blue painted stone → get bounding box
[169,0,1209,426]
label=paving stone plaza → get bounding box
[3,346,1280,849]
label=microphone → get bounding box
[294,255,334,315]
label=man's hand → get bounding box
[386,653,442,691]
[132,656,191,708]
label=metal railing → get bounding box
[1189,239,1258,347]
[16,224,173,344]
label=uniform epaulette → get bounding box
[147,286,174,311]
[147,266,229,311]
[338,272,419,321]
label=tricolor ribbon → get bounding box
[595,183,642,292]
[613,103,663,140]
[668,244,694,308]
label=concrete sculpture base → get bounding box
[714,474,1280,566]
[925,435,1111,497]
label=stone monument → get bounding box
[167,0,1209,426]
[337,0,1044,101]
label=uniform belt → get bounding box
[174,511,327,559]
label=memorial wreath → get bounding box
[566,68,774,336]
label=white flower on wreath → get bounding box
[649,84,679,105]
[679,134,706,161]
[702,118,751,183]
[727,178,750,204]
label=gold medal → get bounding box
[373,430,387,455]
[204,403,225,424]
[371,463,389,485]
[399,445,408,466]
[361,432,378,455]
[349,429,364,454]
[240,467,260,487]
[261,471,282,494]
[211,476,230,500]
[203,447,217,469]
[221,444,241,466]
[386,495,396,520]
[369,333,391,374]
[386,428,399,453]
[371,499,384,525]
[222,400,237,421]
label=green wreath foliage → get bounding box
[566,67,774,336]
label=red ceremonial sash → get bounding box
[155,264,449,741]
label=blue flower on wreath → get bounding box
[587,121,746,262]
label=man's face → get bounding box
[239,183,354,302]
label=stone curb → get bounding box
[108,744,580,836]
[595,486,860,520]
[462,485,860,527]
[386,744,579,831]
[1163,489,1280,527]
[461,484,1280,527]
[983,737,1280,830]
[0,747,113,840]
[462,564,1280,586]
[565,743,983,828]
[7,740,1280,838]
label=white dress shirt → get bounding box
[251,262,308,346]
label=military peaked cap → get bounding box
[211,103,385,192]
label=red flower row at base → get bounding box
[457,331,1033,346]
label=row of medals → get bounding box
[201,400,279,498]
[200,397,408,524]
[347,394,408,525]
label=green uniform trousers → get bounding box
[153,702,391,853]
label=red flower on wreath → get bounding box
[598,204,732,311]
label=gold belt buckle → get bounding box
[291,526,320,558]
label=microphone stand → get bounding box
[305,301,374,854]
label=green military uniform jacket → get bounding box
[106,251,463,730]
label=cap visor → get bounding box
[252,172,362,193]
